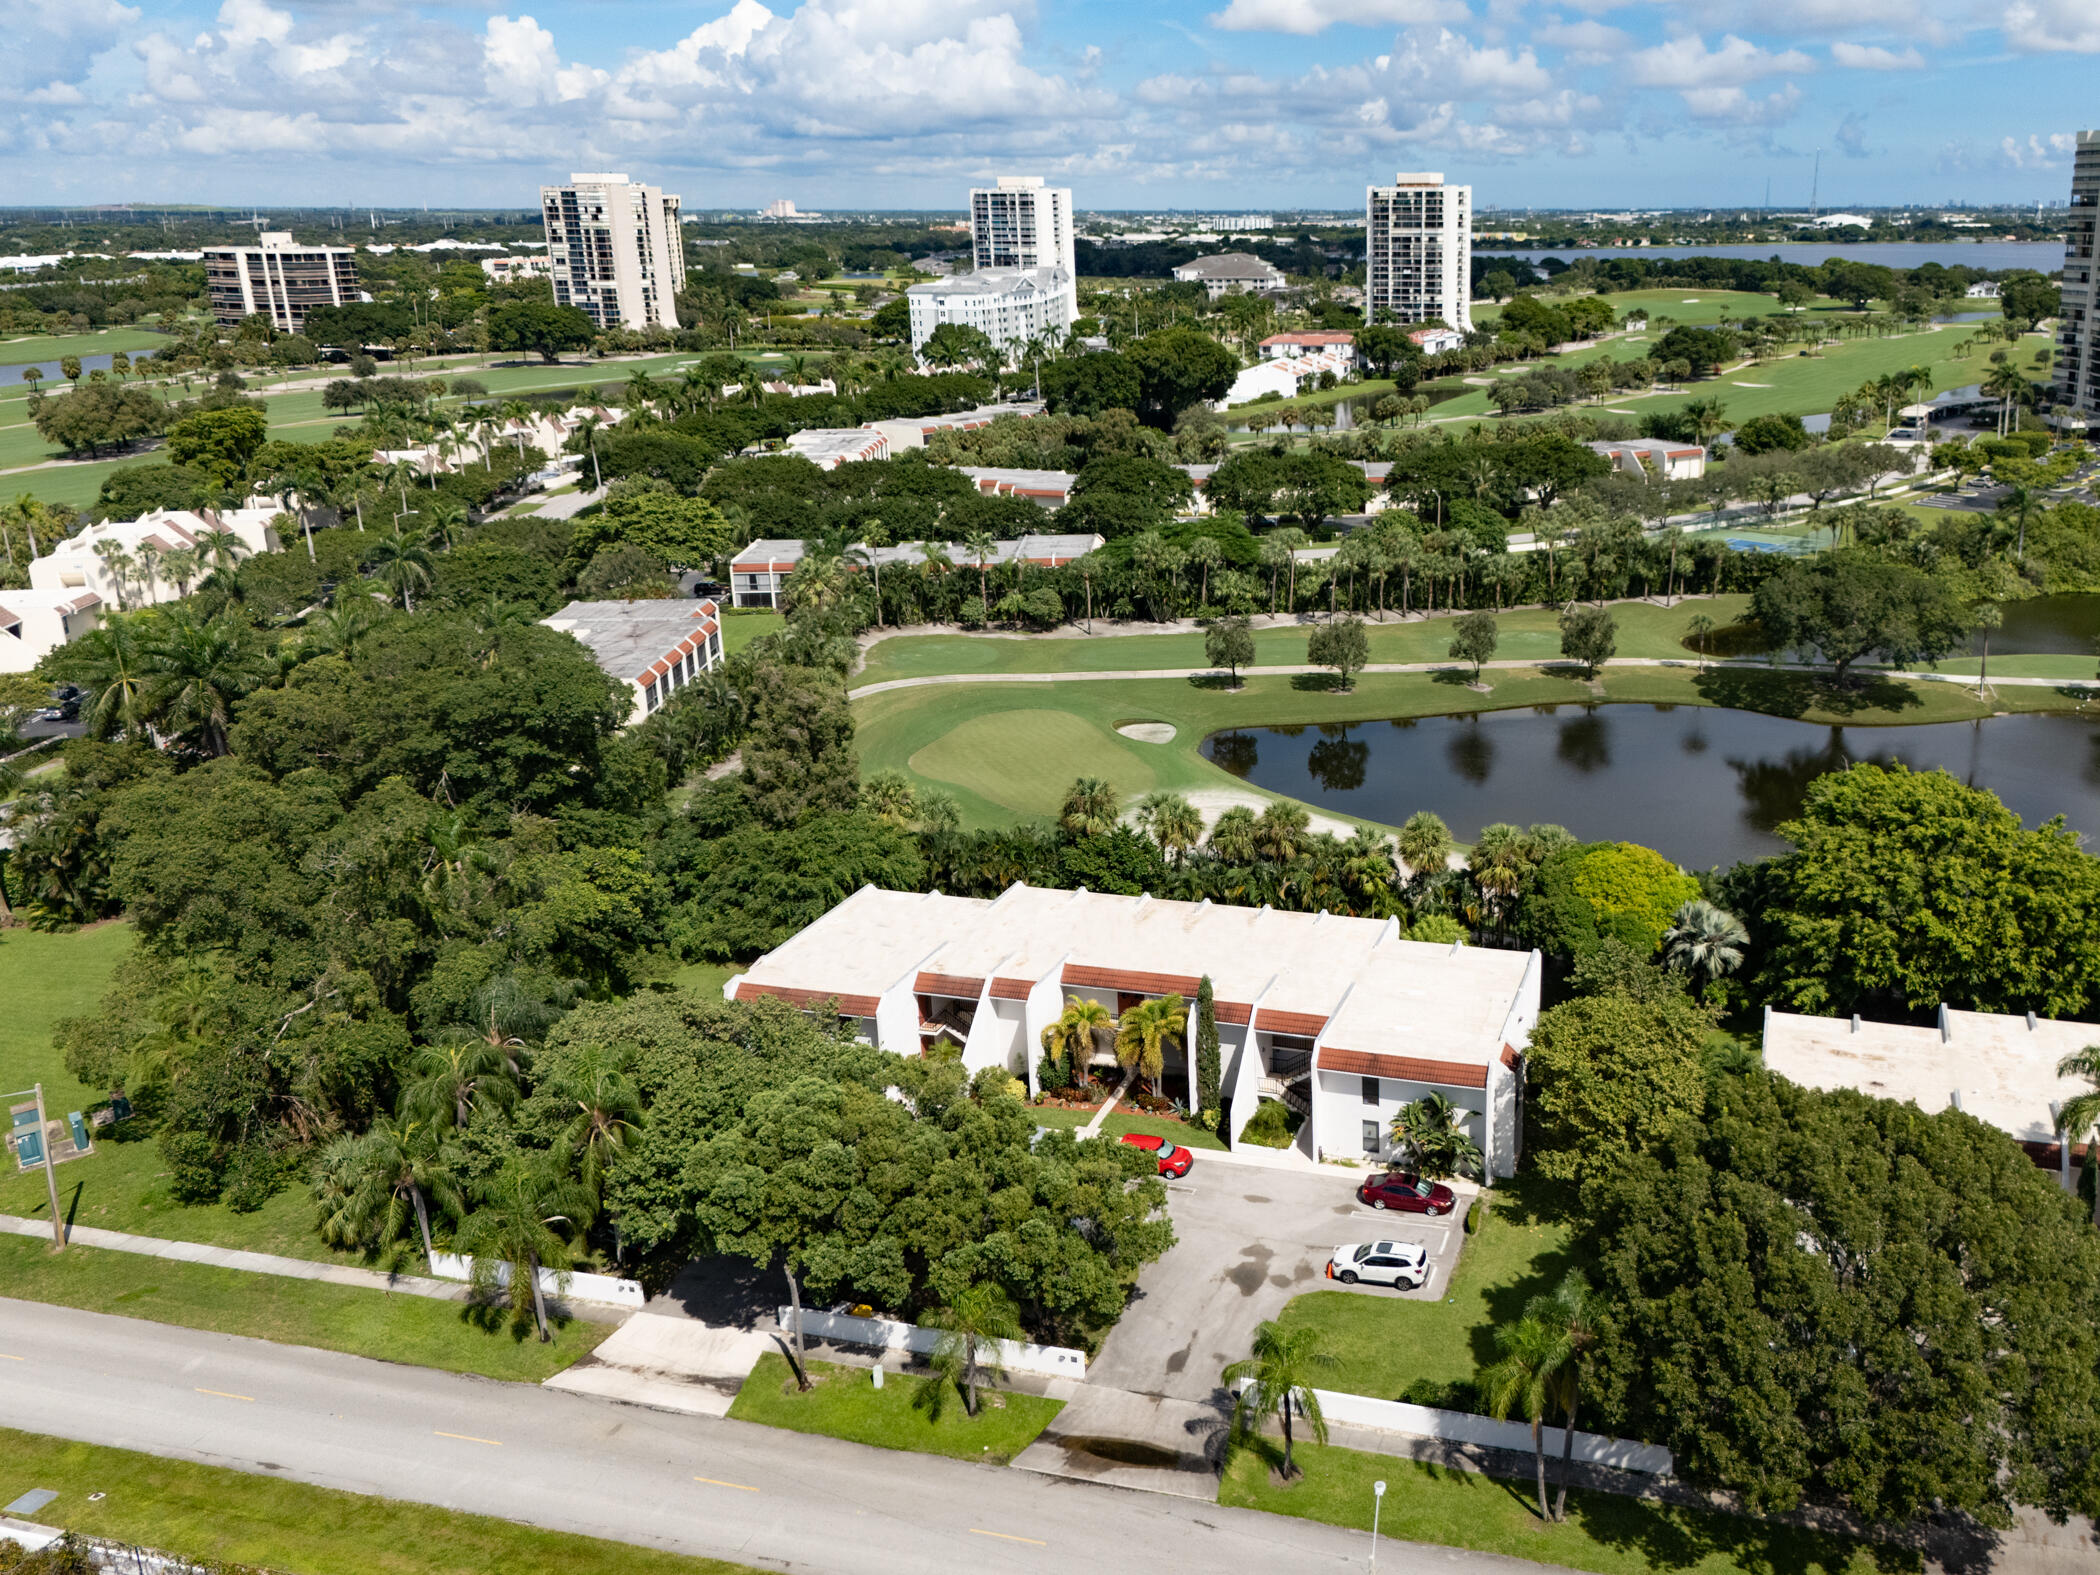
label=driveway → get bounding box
[1087,1161,1465,1403]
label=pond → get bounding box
[1203,704,2100,867]
[1987,595,2100,656]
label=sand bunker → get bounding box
[1117,722,1178,744]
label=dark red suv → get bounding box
[1357,1170,1456,1215]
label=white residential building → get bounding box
[1585,438,1707,481]
[784,428,891,469]
[862,400,1046,453]
[201,233,359,332]
[1215,347,1355,409]
[728,533,1101,608]
[1762,1005,2097,1181]
[539,599,724,725]
[1172,252,1286,301]
[970,176,1078,323]
[725,885,1542,1173]
[0,589,102,674]
[1259,331,1360,365]
[480,255,553,283]
[30,507,284,611]
[2061,131,2098,420]
[541,173,686,332]
[906,268,1074,358]
[1366,172,1472,332]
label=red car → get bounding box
[1120,1132,1194,1177]
[1358,1170,1456,1215]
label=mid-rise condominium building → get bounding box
[201,233,359,331]
[2061,131,2098,421]
[970,176,1078,323]
[906,267,1073,357]
[540,173,686,332]
[1365,172,1472,332]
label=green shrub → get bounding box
[1463,1198,1482,1234]
[1522,840,1700,958]
[1409,914,1465,945]
[1239,1099,1300,1149]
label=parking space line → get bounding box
[970,1529,1048,1546]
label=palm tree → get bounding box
[1115,994,1185,1093]
[313,1115,461,1266]
[960,529,998,617]
[421,495,469,552]
[1662,899,1748,988]
[50,614,150,739]
[1135,791,1203,863]
[570,412,605,490]
[139,607,269,756]
[1041,996,1113,1086]
[921,1281,1021,1417]
[1059,777,1120,839]
[553,1046,645,1223]
[194,526,247,582]
[1253,801,1311,863]
[1208,805,1260,863]
[846,519,891,627]
[401,1040,519,1131]
[1187,535,1222,607]
[1481,1312,1562,1520]
[369,530,435,612]
[2053,1045,2100,1226]
[1396,810,1452,885]
[453,1159,593,1343]
[1388,1091,1483,1180]
[1223,1320,1339,1480]
[1466,822,1534,928]
[1528,1271,1598,1522]
[1983,363,2029,438]
[862,768,918,828]
[1685,612,1715,667]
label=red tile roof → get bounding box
[1322,1047,1487,1089]
[915,971,985,1000]
[1063,964,1202,998]
[735,981,882,1018]
[1255,1007,1329,1038]
[989,977,1034,1000]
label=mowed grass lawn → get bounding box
[1028,1105,1229,1151]
[1277,1178,1572,1401]
[728,1353,1063,1464]
[852,639,2066,833]
[0,1428,764,1575]
[1220,1443,1893,1575]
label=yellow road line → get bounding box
[0,1354,24,1361]
[693,1476,759,1492]
[969,1529,1047,1546]
[433,1430,503,1446]
[194,1388,254,1402]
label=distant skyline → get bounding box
[4,0,2092,213]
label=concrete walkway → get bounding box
[1013,1382,1228,1500]
[543,1309,772,1418]
[0,1212,634,1323]
[849,654,2087,701]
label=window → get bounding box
[1361,1120,1381,1155]
[1361,1077,1380,1107]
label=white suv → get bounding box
[1327,1241,1429,1290]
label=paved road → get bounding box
[0,1298,1576,1575]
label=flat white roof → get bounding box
[737,885,1534,1069]
[1763,1007,2094,1146]
[540,598,719,685]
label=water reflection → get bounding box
[1203,706,2100,866]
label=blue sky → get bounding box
[3,0,2092,213]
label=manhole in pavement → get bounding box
[1058,1436,1189,1470]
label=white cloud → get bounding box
[1999,131,2079,167]
[216,0,291,51]
[1381,27,1555,95]
[4,0,139,91]
[1627,34,1814,89]
[1535,18,1628,62]
[1679,83,1803,125]
[1829,42,1923,69]
[1207,0,1469,33]
[2001,0,2100,52]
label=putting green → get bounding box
[909,707,1158,817]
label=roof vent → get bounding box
[1950,1088,1964,1112]
[2027,1010,2038,1030]
[1937,1003,1952,1043]
[1851,1014,1861,1034]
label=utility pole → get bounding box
[34,1084,62,1250]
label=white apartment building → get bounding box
[0,589,102,674]
[540,599,724,725]
[30,507,284,612]
[480,255,553,283]
[1172,252,1286,301]
[541,173,687,332]
[726,885,1541,1172]
[970,176,1078,324]
[906,268,1073,358]
[201,233,360,332]
[2061,131,2098,420]
[1366,172,1472,332]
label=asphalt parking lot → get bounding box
[1087,1159,1466,1403]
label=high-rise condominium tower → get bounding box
[201,232,359,331]
[969,176,1077,322]
[2062,132,2098,420]
[540,173,686,332]
[1365,172,1472,332]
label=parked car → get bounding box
[1119,1131,1194,1177]
[1357,1170,1456,1215]
[1327,1241,1429,1289]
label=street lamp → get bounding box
[1370,1479,1386,1571]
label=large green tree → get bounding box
[1127,327,1237,427]
[165,406,269,491]
[1524,990,1710,1181]
[573,492,737,572]
[1751,550,1970,683]
[489,298,597,363]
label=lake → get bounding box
[1203,705,2100,867]
[1478,241,2064,272]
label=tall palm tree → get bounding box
[1223,1319,1339,1480]
[553,1046,646,1203]
[2054,1046,2100,1227]
[1040,996,1113,1084]
[846,519,891,628]
[194,526,247,583]
[369,530,435,612]
[1187,535,1222,607]
[50,614,151,739]
[1662,899,1749,988]
[1208,805,1260,863]
[1059,777,1120,839]
[453,1159,593,1343]
[139,607,269,756]
[1982,363,2029,438]
[961,529,998,617]
[1528,1270,1598,1522]
[1253,800,1312,864]
[420,496,469,552]
[921,1282,1021,1417]
[1481,1313,1562,1520]
[1115,994,1185,1093]
[313,1115,461,1266]
[1397,810,1453,885]
[1135,791,1203,863]
[401,1040,519,1131]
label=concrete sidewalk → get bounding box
[1013,1382,1227,1500]
[0,1212,631,1323]
[544,1310,773,1417]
